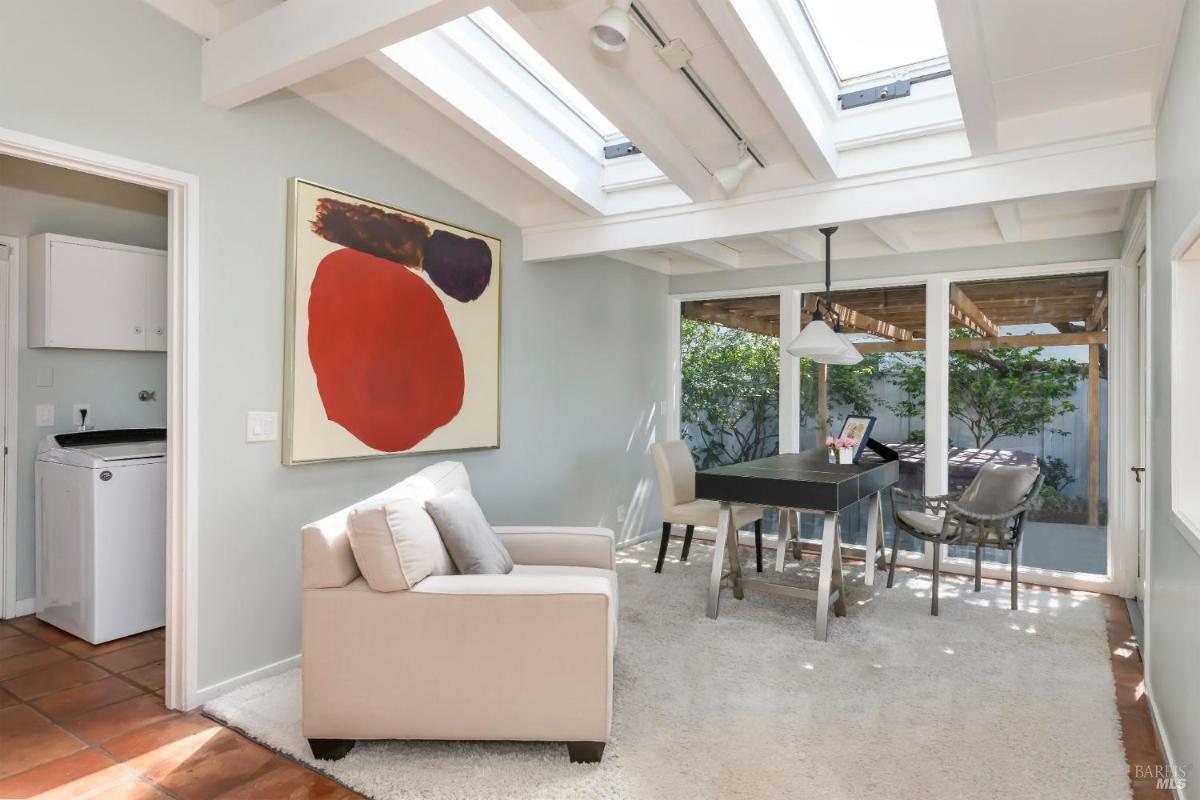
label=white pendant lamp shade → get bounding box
[825,333,865,365]
[591,0,633,52]
[786,318,845,360]
[713,154,756,196]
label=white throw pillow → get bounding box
[346,497,454,591]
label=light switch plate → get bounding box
[36,404,55,427]
[246,411,279,443]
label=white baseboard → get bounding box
[617,528,660,549]
[1145,675,1187,799]
[194,653,301,706]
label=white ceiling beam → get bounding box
[499,0,713,203]
[863,220,913,253]
[934,0,997,156]
[991,203,1022,242]
[677,241,741,270]
[606,251,673,275]
[523,131,1155,261]
[759,232,822,262]
[694,0,837,181]
[200,0,486,108]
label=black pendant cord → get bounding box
[818,226,839,331]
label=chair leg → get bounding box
[931,543,940,616]
[755,519,763,572]
[655,522,671,573]
[887,529,902,588]
[681,525,695,561]
[1011,547,1019,610]
[567,742,606,763]
[974,545,983,592]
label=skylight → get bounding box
[468,8,623,141]
[800,0,948,83]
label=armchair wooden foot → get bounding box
[567,741,606,763]
[309,738,355,761]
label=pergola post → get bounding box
[1088,343,1101,526]
[817,363,828,443]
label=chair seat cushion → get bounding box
[897,509,944,537]
[666,500,762,528]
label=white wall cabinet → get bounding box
[29,234,167,352]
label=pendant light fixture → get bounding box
[785,227,863,365]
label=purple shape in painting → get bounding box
[422,230,493,302]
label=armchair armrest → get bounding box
[890,487,959,515]
[493,526,615,570]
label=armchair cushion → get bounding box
[346,498,453,592]
[426,489,513,575]
[897,509,943,536]
[957,464,1039,515]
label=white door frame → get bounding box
[0,236,18,619]
[0,126,200,711]
[668,256,1134,595]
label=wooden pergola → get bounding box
[682,273,1110,525]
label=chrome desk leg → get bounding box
[864,491,882,587]
[831,516,847,618]
[775,506,792,573]
[726,507,744,600]
[707,501,733,619]
[814,511,840,640]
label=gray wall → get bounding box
[1147,0,1200,788]
[668,232,1122,295]
[0,0,666,690]
[0,156,170,601]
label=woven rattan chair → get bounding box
[887,463,1043,615]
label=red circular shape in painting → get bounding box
[307,247,465,452]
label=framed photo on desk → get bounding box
[838,416,876,463]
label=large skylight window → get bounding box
[800,0,948,83]
[468,8,623,140]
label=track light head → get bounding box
[713,143,757,196]
[591,0,633,52]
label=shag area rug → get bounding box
[206,541,1130,800]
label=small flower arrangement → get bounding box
[827,436,860,464]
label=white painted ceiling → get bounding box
[146,0,1180,274]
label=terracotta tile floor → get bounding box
[0,616,358,800]
[0,570,1172,800]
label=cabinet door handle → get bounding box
[154,327,164,336]
[134,326,143,336]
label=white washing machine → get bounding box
[36,428,166,644]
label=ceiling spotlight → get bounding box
[591,0,633,52]
[713,142,757,196]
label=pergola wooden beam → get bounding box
[949,285,1001,337]
[682,301,779,337]
[855,330,1108,353]
[802,294,915,341]
[1086,291,1109,331]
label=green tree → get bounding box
[680,319,779,468]
[796,355,885,431]
[887,334,1081,449]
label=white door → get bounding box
[0,240,11,617]
[1136,252,1149,600]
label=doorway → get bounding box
[0,126,199,710]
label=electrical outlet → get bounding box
[36,405,54,427]
[617,504,627,523]
[72,404,92,428]
[246,411,279,443]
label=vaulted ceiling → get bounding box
[148,0,1181,274]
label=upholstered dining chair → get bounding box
[887,463,1043,615]
[650,440,764,574]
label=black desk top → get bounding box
[695,449,900,512]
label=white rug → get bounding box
[206,541,1130,800]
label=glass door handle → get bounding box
[1131,466,1146,483]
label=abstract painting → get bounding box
[283,179,500,464]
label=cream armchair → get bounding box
[650,440,764,573]
[300,462,616,764]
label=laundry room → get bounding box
[0,154,168,673]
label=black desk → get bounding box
[696,449,900,639]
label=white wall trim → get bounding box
[0,236,19,620]
[13,597,34,617]
[1145,674,1185,799]
[0,125,201,711]
[1168,203,1200,560]
[194,654,301,706]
